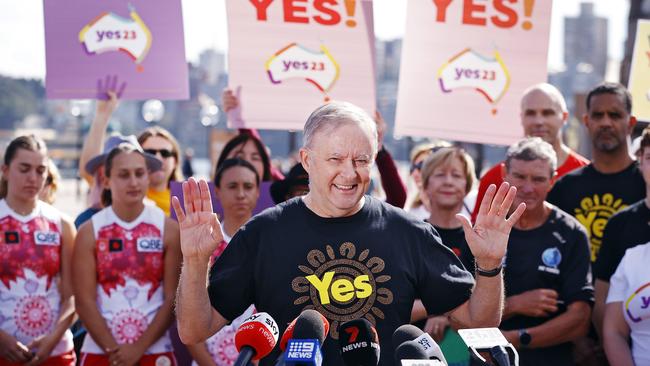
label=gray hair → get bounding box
[303,101,378,154]
[505,137,557,177]
[521,83,568,113]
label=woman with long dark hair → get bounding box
[73,140,181,366]
[0,135,77,366]
[188,158,260,366]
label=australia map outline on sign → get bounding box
[78,4,152,71]
[265,43,340,101]
[437,48,511,114]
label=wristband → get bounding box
[475,263,503,277]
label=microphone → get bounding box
[338,318,380,366]
[233,312,280,366]
[457,328,518,366]
[395,340,445,365]
[392,325,448,364]
[280,309,330,366]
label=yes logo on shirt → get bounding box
[293,242,393,339]
[574,193,627,262]
[136,237,163,252]
[34,231,60,246]
[625,282,650,323]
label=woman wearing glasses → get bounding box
[138,127,183,216]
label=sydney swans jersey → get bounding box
[0,199,73,356]
[81,205,172,354]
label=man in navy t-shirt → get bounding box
[172,102,526,365]
[499,137,593,366]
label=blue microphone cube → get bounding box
[284,339,322,366]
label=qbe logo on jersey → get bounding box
[34,231,60,246]
[137,237,163,252]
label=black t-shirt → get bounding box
[208,196,475,366]
[432,225,474,273]
[500,206,593,366]
[594,199,650,282]
[547,162,645,263]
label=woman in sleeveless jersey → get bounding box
[187,158,260,366]
[0,135,77,366]
[73,141,181,366]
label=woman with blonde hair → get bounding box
[413,146,477,342]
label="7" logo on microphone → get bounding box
[344,326,359,343]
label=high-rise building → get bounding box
[564,2,609,78]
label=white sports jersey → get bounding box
[0,199,73,356]
[607,242,650,365]
[81,205,172,354]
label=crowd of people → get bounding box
[0,81,648,366]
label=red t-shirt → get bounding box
[471,150,589,222]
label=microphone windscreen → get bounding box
[279,318,297,351]
[338,318,380,366]
[392,324,424,350]
[395,340,429,362]
[234,312,280,360]
[293,309,330,344]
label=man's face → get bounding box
[520,90,567,145]
[584,93,636,153]
[300,123,374,217]
[504,158,553,213]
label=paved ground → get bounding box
[52,178,89,219]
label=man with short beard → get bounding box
[547,83,645,365]
[548,83,644,263]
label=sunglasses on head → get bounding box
[410,145,462,173]
[144,149,174,158]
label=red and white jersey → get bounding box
[0,199,73,356]
[81,205,172,354]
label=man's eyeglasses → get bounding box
[144,149,174,158]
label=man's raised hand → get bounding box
[457,182,526,269]
[171,178,223,261]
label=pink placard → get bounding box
[226,0,376,130]
[44,0,189,100]
[395,0,552,145]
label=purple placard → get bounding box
[44,0,189,100]
[169,181,276,221]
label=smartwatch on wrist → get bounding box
[518,328,531,347]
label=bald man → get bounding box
[471,83,588,222]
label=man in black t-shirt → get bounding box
[547,83,644,265]
[499,138,593,366]
[172,102,526,365]
[592,126,650,337]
